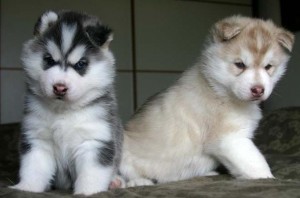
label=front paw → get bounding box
[237,171,275,179]
[255,173,275,179]
[127,178,154,187]
[74,188,105,196]
[74,183,108,196]
[9,183,45,193]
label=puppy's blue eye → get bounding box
[43,54,56,66]
[74,59,88,71]
[235,62,246,69]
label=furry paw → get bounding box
[204,171,219,176]
[74,182,108,196]
[245,173,275,179]
[127,178,154,187]
[74,188,104,196]
[9,183,45,193]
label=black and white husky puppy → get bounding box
[10,10,123,195]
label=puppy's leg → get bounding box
[109,174,154,189]
[120,154,154,187]
[74,141,114,195]
[211,136,274,179]
[10,146,55,192]
[127,178,154,187]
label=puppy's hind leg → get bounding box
[109,174,153,189]
[120,156,154,187]
[127,178,154,187]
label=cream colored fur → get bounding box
[119,16,295,187]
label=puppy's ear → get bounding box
[85,25,113,48]
[212,16,248,42]
[34,11,58,36]
[213,22,241,42]
[277,29,295,53]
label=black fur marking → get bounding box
[43,53,60,70]
[33,16,42,36]
[85,87,123,169]
[88,88,119,125]
[37,21,63,71]
[72,26,99,52]
[23,90,34,115]
[86,25,112,47]
[152,179,158,184]
[86,87,116,109]
[41,21,62,49]
[65,28,94,76]
[72,58,89,76]
[216,164,229,174]
[19,130,31,155]
[98,140,115,166]
[20,93,34,155]
[98,89,114,104]
[32,11,112,76]
[59,11,83,26]
[29,38,47,54]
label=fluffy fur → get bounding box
[119,16,295,187]
[10,10,123,195]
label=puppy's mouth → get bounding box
[250,97,264,102]
[55,96,65,100]
[53,94,74,102]
[52,94,67,101]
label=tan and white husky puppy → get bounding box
[119,16,295,187]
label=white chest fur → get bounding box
[24,98,112,159]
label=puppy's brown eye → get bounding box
[265,64,272,70]
[235,62,246,69]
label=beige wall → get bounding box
[1,0,252,124]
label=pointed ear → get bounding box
[33,11,58,36]
[277,29,295,52]
[85,25,113,48]
[212,16,248,42]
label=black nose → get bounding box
[251,85,264,97]
[53,83,68,97]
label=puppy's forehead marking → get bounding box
[47,40,61,60]
[245,25,273,67]
[68,45,86,64]
[62,24,77,54]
